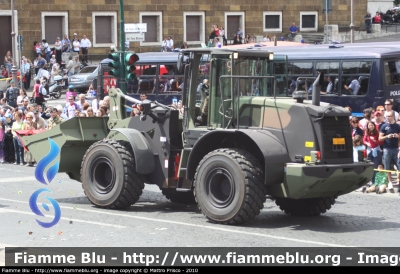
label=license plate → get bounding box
[333,138,345,145]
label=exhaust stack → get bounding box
[312,72,324,106]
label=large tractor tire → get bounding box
[193,148,266,225]
[80,139,145,209]
[161,189,196,204]
[274,197,336,216]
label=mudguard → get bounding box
[108,128,155,175]
[187,129,290,185]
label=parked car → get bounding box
[68,65,98,93]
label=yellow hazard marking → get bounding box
[304,156,311,162]
[305,142,314,148]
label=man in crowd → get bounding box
[4,80,19,108]
[61,34,71,53]
[80,34,92,64]
[73,56,81,75]
[19,98,30,114]
[384,99,399,121]
[288,23,299,41]
[379,110,400,195]
[46,108,64,129]
[344,78,360,95]
[365,11,372,33]
[66,56,74,77]
[33,109,45,129]
[167,36,174,51]
[237,27,243,41]
[76,94,89,109]
[63,95,82,119]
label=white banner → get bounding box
[125,23,147,32]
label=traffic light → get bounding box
[108,52,120,77]
[125,52,139,81]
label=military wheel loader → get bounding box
[21,48,374,225]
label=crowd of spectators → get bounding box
[349,99,400,196]
[0,83,115,166]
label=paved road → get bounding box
[0,164,399,264]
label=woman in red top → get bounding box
[373,12,381,24]
[214,25,220,37]
[364,121,382,185]
[33,79,45,107]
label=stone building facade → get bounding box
[0,0,368,64]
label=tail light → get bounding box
[310,151,321,163]
[363,149,367,159]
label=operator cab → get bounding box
[180,48,286,130]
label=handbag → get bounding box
[23,75,26,82]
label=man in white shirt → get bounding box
[80,35,92,64]
[33,110,45,129]
[167,36,174,51]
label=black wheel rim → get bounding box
[205,167,235,208]
[90,157,116,194]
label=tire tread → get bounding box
[80,139,145,209]
[193,148,267,225]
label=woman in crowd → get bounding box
[17,89,28,107]
[219,27,227,46]
[1,65,8,79]
[4,50,13,74]
[34,41,42,57]
[86,107,95,117]
[11,111,25,166]
[364,121,382,185]
[54,37,62,65]
[350,116,364,137]
[181,42,189,49]
[72,36,81,54]
[96,108,106,117]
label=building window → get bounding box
[225,12,245,40]
[41,12,68,46]
[92,12,117,47]
[300,11,318,32]
[263,11,282,32]
[183,12,205,45]
[140,12,162,46]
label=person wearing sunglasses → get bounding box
[384,100,399,121]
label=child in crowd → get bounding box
[353,134,365,162]
[363,164,388,194]
[350,117,364,137]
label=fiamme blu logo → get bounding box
[28,138,61,228]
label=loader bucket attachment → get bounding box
[21,117,110,182]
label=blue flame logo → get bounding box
[35,138,60,185]
[29,138,61,228]
[29,188,61,228]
